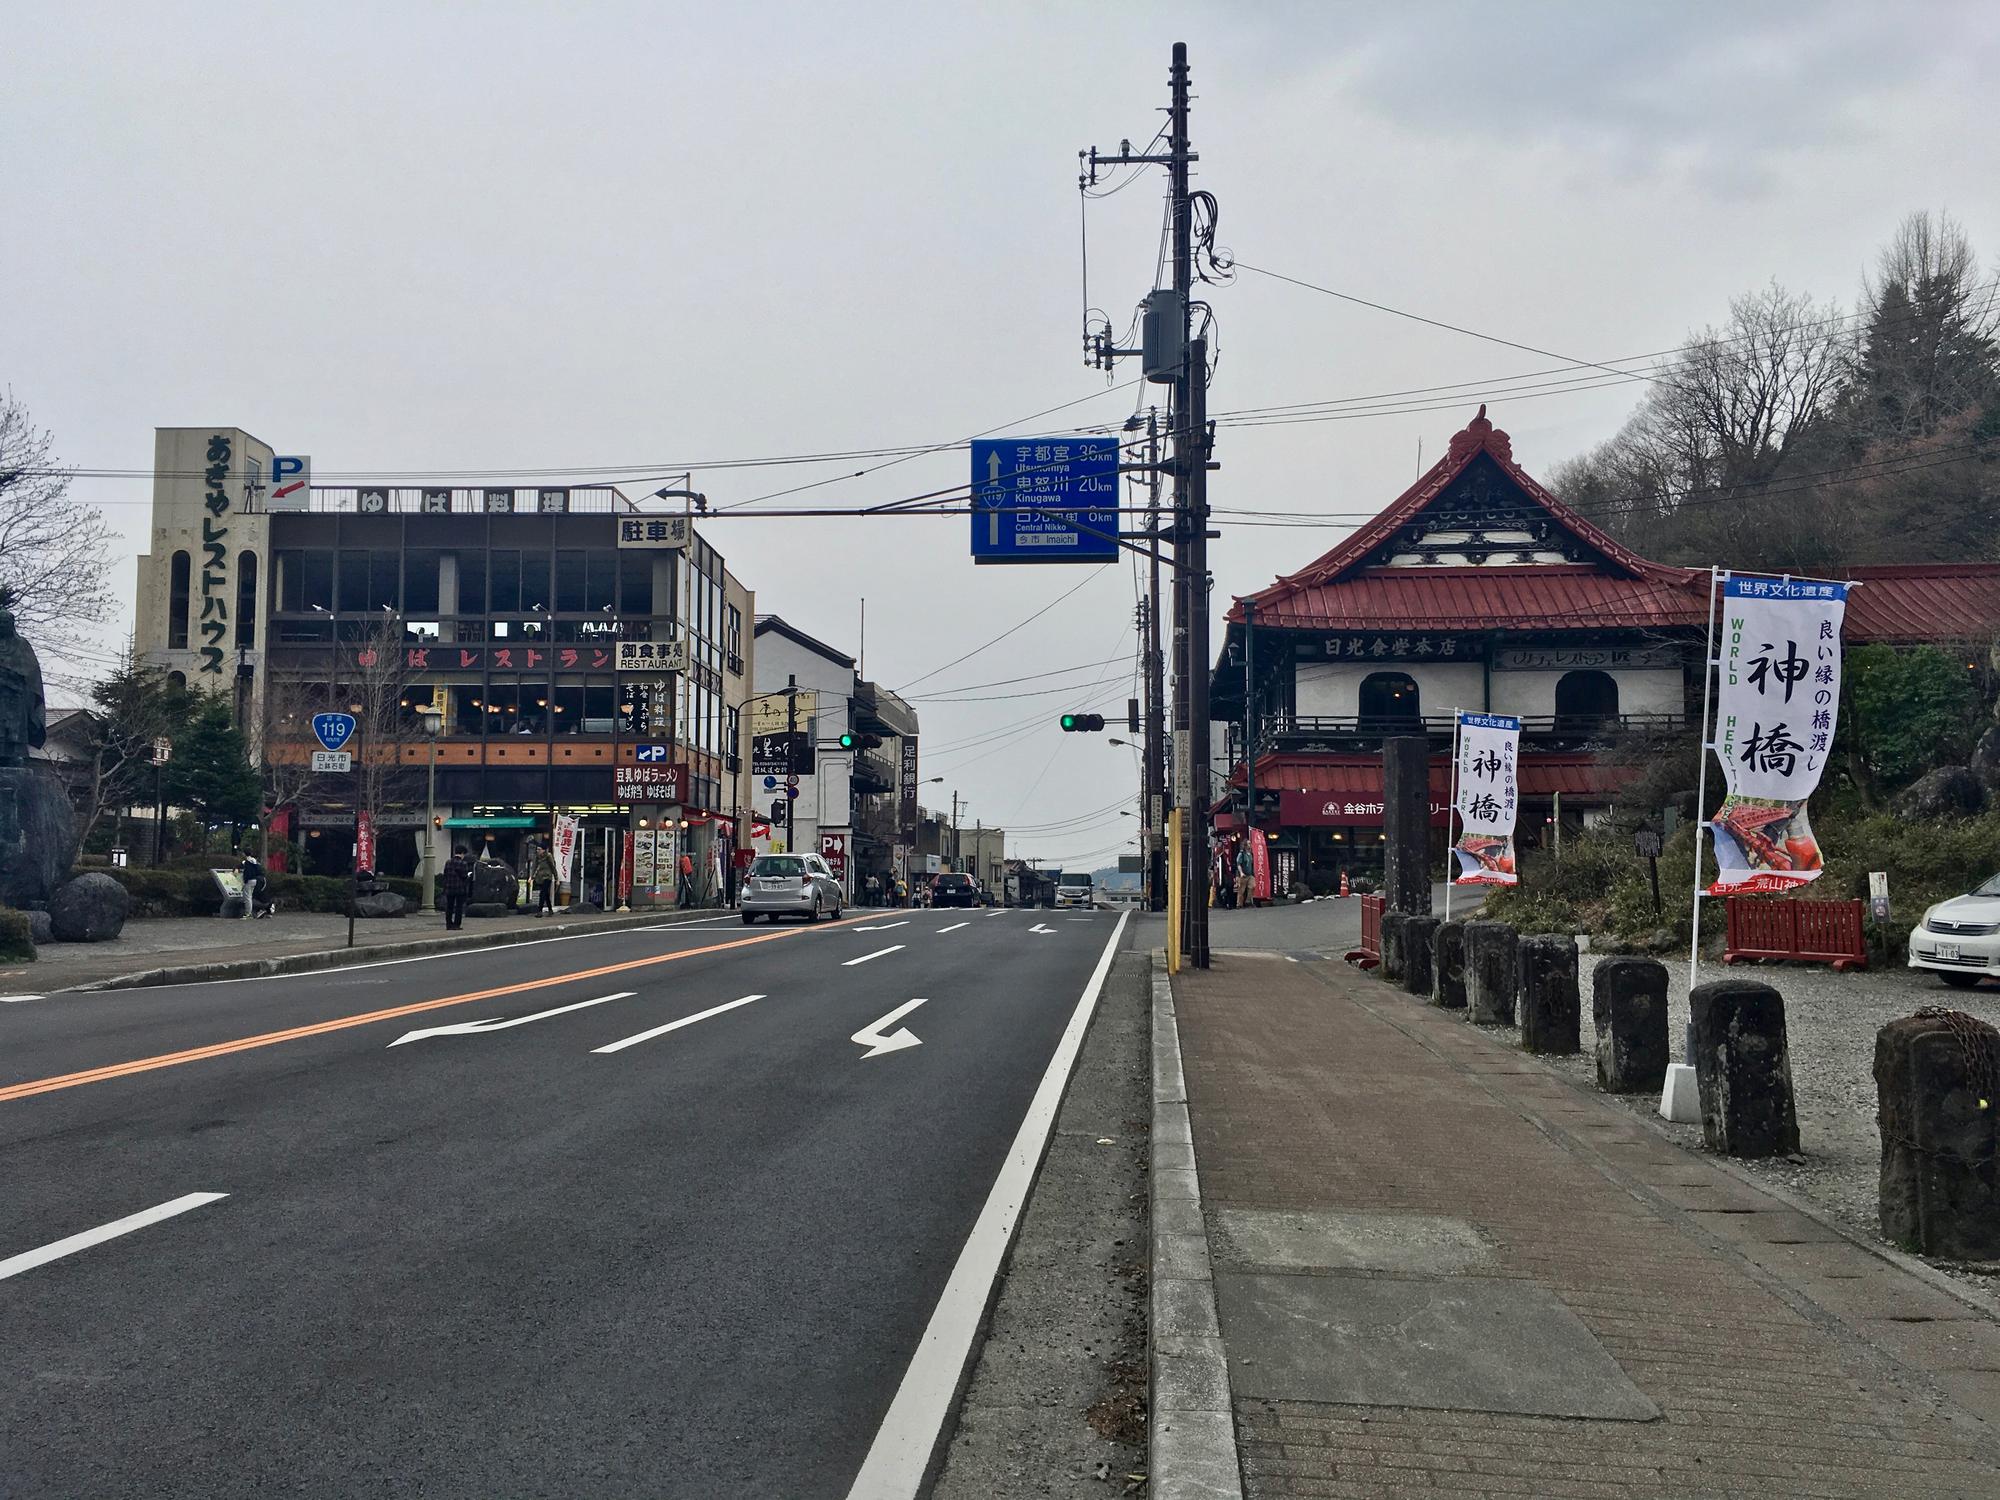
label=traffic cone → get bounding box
[1338,871,1350,899]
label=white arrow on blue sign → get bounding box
[635,743,671,763]
[969,436,1120,565]
[311,713,357,753]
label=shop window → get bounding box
[619,552,652,617]
[457,551,488,615]
[584,679,615,733]
[404,550,442,615]
[551,679,586,732]
[585,551,618,613]
[1358,671,1421,729]
[489,550,521,614]
[519,550,552,613]
[235,551,258,647]
[1555,670,1619,732]
[167,550,191,648]
[369,550,399,612]
[455,685,486,736]
[556,550,588,613]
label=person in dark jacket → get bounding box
[529,841,558,916]
[441,846,474,930]
[238,852,271,918]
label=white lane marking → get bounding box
[1029,923,1056,934]
[593,994,765,1054]
[845,911,1129,1498]
[935,923,969,934]
[851,998,929,1058]
[1285,955,1300,963]
[0,994,45,1003]
[843,945,905,967]
[387,990,635,1047]
[0,1192,229,1282]
[854,920,910,932]
[985,909,1006,917]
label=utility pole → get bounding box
[1143,406,1167,913]
[1242,597,1255,899]
[950,788,961,870]
[784,674,798,853]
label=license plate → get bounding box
[1937,943,1960,961]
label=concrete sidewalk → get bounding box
[1157,953,2000,1499]
[0,905,723,994]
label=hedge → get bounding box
[0,908,33,962]
[97,868,432,917]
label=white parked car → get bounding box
[1907,874,2000,988]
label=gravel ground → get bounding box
[1536,950,2000,1292]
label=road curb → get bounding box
[1150,953,1243,1500]
[67,908,726,993]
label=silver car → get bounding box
[740,852,846,924]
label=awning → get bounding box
[444,816,540,828]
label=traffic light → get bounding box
[837,732,855,749]
[1059,713,1107,732]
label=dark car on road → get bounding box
[931,872,978,908]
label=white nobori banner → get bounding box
[1452,712,1521,885]
[1708,576,1848,893]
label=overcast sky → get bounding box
[7,1,1997,867]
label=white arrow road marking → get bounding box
[852,998,929,1059]
[0,994,45,1003]
[935,922,969,934]
[1029,923,1057,934]
[843,945,905,967]
[593,994,764,1054]
[854,920,909,932]
[388,991,634,1047]
[1,1192,228,1282]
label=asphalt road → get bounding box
[1,905,1131,1499]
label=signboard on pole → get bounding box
[616,515,690,550]
[355,810,376,873]
[615,639,688,673]
[311,713,357,753]
[1707,577,1847,894]
[311,750,352,773]
[614,764,686,803]
[552,814,581,889]
[820,832,848,881]
[269,455,311,511]
[899,737,920,839]
[1451,713,1521,884]
[969,436,1120,563]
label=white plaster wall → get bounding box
[1487,667,1683,720]
[1293,661,1484,718]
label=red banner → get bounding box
[355,810,376,872]
[619,830,635,903]
[1248,829,1272,902]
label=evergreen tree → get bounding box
[163,697,263,844]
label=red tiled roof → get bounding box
[1237,753,1642,799]
[1241,564,1710,633]
[1843,564,2000,644]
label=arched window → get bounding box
[1555,669,1619,733]
[168,550,192,649]
[166,670,187,693]
[236,550,259,647]
[1359,671,1421,731]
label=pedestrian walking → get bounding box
[529,841,557,917]
[238,851,271,918]
[441,845,474,930]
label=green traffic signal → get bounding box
[1060,714,1076,731]
[838,732,855,749]
[1058,713,1106,733]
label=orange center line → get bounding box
[0,916,870,1105]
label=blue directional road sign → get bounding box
[634,743,672,763]
[311,713,357,753]
[970,436,1120,564]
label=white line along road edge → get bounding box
[844,909,1129,1500]
[0,1192,229,1282]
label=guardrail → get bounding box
[1722,897,1868,971]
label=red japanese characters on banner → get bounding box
[619,830,635,903]
[1248,828,1272,902]
[355,810,376,872]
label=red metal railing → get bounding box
[1723,897,1868,971]
[1347,893,1385,969]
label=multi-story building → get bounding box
[749,615,918,898]
[133,426,756,904]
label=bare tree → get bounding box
[0,391,115,660]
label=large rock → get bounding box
[1463,921,1518,1027]
[1593,957,1669,1094]
[350,891,408,919]
[1971,725,2000,794]
[1518,934,1580,1055]
[1403,915,1439,997]
[1380,911,1410,984]
[471,859,520,909]
[1690,979,1800,1158]
[1432,920,1467,1009]
[48,872,131,943]
[1876,1011,2000,1259]
[1895,766,1986,821]
[26,908,54,946]
[0,765,78,909]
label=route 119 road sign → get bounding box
[969,436,1119,564]
[311,713,357,753]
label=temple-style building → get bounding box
[1208,408,2000,895]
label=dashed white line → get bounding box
[593,994,765,1054]
[0,994,45,1003]
[0,1192,229,1282]
[843,945,905,967]
[854,920,910,932]
[935,922,969,934]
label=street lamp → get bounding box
[417,704,443,913]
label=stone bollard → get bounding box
[1690,980,1800,1157]
[1517,934,1580,1054]
[1593,957,1669,1094]
[1403,915,1438,997]
[1432,920,1467,1009]
[1380,912,1410,984]
[1462,921,1517,1026]
[1875,1011,2000,1260]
